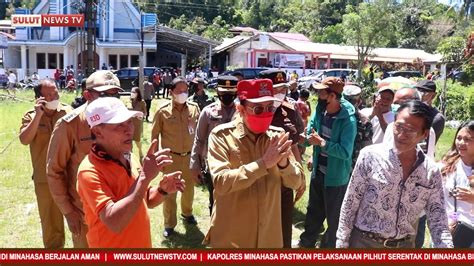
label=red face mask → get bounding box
[245,112,274,134]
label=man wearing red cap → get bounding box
[204,79,304,248]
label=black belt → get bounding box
[354,227,412,248]
[170,151,191,157]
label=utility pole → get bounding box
[139,11,144,96]
[85,0,97,76]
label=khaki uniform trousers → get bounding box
[34,182,65,248]
[36,181,88,248]
[162,153,195,229]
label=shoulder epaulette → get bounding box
[211,121,235,134]
[62,103,86,123]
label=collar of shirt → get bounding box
[91,143,132,176]
[171,100,189,111]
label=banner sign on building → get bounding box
[11,14,85,27]
[275,53,305,68]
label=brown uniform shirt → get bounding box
[190,101,236,171]
[46,103,92,215]
[205,115,304,248]
[151,100,200,153]
[20,104,72,183]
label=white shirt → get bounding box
[336,143,453,248]
[360,108,394,144]
[442,160,474,227]
[8,73,16,83]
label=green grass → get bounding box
[0,90,458,248]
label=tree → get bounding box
[437,36,466,65]
[342,0,397,78]
[202,16,232,41]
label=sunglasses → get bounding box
[245,104,277,115]
[98,91,120,98]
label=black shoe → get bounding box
[181,214,198,225]
[163,228,174,238]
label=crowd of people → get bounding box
[18,68,473,249]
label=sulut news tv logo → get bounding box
[11,14,84,27]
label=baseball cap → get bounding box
[378,85,395,95]
[237,79,280,103]
[216,75,238,92]
[86,70,123,92]
[258,69,288,89]
[343,84,362,97]
[415,80,436,92]
[85,97,143,128]
[312,77,344,94]
[191,77,207,85]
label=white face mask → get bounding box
[173,92,188,104]
[45,99,60,110]
[273,93,286,107]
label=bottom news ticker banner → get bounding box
[0,250,473,264]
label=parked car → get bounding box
[114,67,158,93]
[208,68,268,89]
[298,68,357,90]
[388,71,422,79]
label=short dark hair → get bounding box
[34,78,56,98]
[300,89,310,99]
[396,100,434,130]
[170,76,187,90]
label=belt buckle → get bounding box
[180,152,187,156]
[383,239,399,248]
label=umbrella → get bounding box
[377,76,416,90]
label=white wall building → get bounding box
[4,0,181,80]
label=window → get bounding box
[48,53,57,69]
[130,55,139,67]
[37,53,46,69]
[129,69,138,78]
[119,55,128,69]
[59,53,64,70]
[108,54,117,69]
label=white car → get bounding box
[298,69,358,90]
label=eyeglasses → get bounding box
[393,122,419,138]
[245,104,277,115]
[98,91,120,98]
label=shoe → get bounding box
[181,214,198,225]
[163,228,174,238]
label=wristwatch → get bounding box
[320,139,327,148]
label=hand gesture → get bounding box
[159,171,185,194]
[454,187,474,203]
[34,97,46,116]
[307,128,323,146]
[64,207,84,236]
[142,139,173,181]
[294,181,306,203]
[191,168,203,185]
[262,132,292,169]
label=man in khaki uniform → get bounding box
[190,76,238,215]
[151,76,200,238]
[19,79,72,248]
[205,79,304,248]
[46,70,122,247]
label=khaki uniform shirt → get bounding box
[47,103,92,215]
[20,104,72,183]
[151,100,200,153]
[205,115,304,248]
[190,101,236,171]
